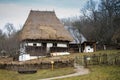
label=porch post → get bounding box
[94,43,96,52]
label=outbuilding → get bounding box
[81,41,96,53]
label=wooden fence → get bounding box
[75,52,120,67]
[0,58,74,71]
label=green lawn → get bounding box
[70,50,120,57]
[58,50,120,60]
[0,50,120,80]
[58,65,120,80]
[0,67,75,80]
[1,65,120,80]
[56,50,120,80]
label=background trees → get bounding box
[63,0,120,47]
[0,23,20,57]
[0,0,120,56]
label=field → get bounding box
[0,64,120,80]
[66,50,120,58]
[0,67,75,80]
[0,50,120,80]
[58,65,120,80]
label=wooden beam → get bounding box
[94,43,96,52]
[84,43,86,52]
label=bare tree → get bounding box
[5,23,16,37]
[0,23,20,57]
[61,18,84,52]
[72,0,120,46]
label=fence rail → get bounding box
[75,52,120,67]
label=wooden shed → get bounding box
[81,41,96,53]
[19,10,73,61]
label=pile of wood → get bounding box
[0,57,13,62]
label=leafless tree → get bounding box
[0,23,20,57]
[5,23,16,37]
[72,0,120,46]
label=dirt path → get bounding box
[39,64,90,80]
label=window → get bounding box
[28,43,33,46]
[57,43,67,47]
[33,43,37,46]
[37,43,41,46]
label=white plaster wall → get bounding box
[27,43,42,46]
[19,54,30,61]
[37,43,41,46]
[84,46,94,53]
[27,43,33,46]
[47,43,53,53]
[50,52,70,56]
[19,54,45,61]
[47,43,53,47]
[30,56,44,59]
[57,43,67,47]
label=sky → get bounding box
[0,0,90,30]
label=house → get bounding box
[19,10,73,61]
[65,26,86,53]
[81,41,96,53]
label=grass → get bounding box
[1,65,120,80]
[0,50,120,80]
[0,67,75,80]
[70,50,120,57]
[56,50,120,60]
[58,65,120,80]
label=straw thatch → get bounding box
[20,10,73,41]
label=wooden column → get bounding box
[42,43,47,47]
[93,43,96,52]
[84,43,86,52]
[67,43,69,52]
[81,44,83,52]
[42,43,47,54]
[53,43,57,47]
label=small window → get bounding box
[37,43,41,46]
[57,43,67,47]
[33,43,37,46]
[28,43,33,46]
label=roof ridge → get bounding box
[30,10,55,13]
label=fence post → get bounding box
[92,54,97,65]
[84,55,87,68]
[99,53,101,64]
[51,61,54,70]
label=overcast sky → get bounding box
[0,0,90,30]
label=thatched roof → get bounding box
[20,10,73,42]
